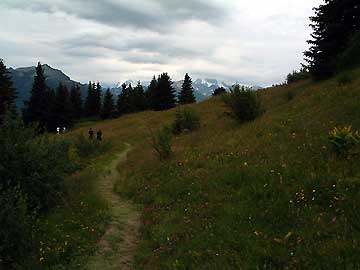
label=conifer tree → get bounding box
[52,83,73,129]
[304,0,360,78]
[179,73,196,105]
[70,84,82,119]
[117,83,130,116]
[101,88,115,119]
[154,73,176,111]
[146,76,158,110]
[0,59,17,118]
[23,62,49,132]
[84,81,94,117]
[94,82,102,115]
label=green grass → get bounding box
[19,141,127,269]
[111,70,360,269]
[34,69,360,269]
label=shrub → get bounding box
[286,90,296,101]
[223,85,262,123]
[151,126,173,161]
[336,72,353,86]
[212,87,227,96]
[172,108,201,135]
[72,134,112,159]
[328,126,360,154]
[286,68,310,84]
[0,187,31,267]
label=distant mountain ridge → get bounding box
[8,64,262,108]
[8,64,87,109]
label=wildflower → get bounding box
[244,162,248,166]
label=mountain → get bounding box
[8,64,87,109]
[8,64,262,108]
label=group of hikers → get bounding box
[55,126,103,141]
[88,128,103,141]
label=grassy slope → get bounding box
[80,70,360,269]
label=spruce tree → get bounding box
[154,73,176,111]
[84,81,94,117]
[101,88,115,119]
[94,82,102,116]
[179,73,196,105]
[70,84,83,119]
[117,83,130,116]
[304,0,360,78]
[52,83,73,129]
[23,62,49,132]
[146,76,158,110]
[0,59,17,117]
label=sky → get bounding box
[0,0,324,86]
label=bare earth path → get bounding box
[85,144,140,270]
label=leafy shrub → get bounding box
[172,108,201,135]
[212,87,227,96]
[72,133,112,159]
[223,85,262,123]
[328,126,360,154]
[286,90,296,101]
[286,68,310,84]
[336,72,353,86]
[151,126,173,160]
[0,187,31,267]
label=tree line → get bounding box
[303,0,360,79]
[0,60,197,132]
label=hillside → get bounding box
[9,64,87,108]
[70,69,360,269]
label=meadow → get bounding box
[65,69,360,269]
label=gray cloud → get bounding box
[1,0,227,31]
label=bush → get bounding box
[151,126,173,161]
[223,85,262,123]
[172,108,201,135]
[72,134,112,159]
[286,69,310,84]
[328,126,360,154]
[336,72,353,86]
[212,87,227,96]
[0,187,31,267]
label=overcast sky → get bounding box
[0,0,323,86]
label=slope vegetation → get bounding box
[77,69,360,269]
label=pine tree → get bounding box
[154,73,176,111]
[70,84,83,119]
[304,0,360,78]
[212,87,227,96]
[179,73,196,105]
[23,62,49,132]
[101,88,115,119]
[146,76,158,110]
[0,59,17,118]
[84,81,94,117]
[129,82,145,112]
[117,83,130,116]
[52,83,73,129]
[94,82,102,115]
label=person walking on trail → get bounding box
[97,129,103,141]
[88,128,94,139]
[56,127,60,134]
[63,127,66,133]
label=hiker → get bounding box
[97,129,103,141]
[63,126,66,133]
[56,127,60,134]
[88,128,94,139]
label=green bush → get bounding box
[336,72,353,86]
[172,108,201,135]
[223,85,262,123]
[286,69,310,84]
[0,187,31,267]
[328,126,360,154]
[151,126,173,161]
[72,133,112,159]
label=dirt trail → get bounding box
[85,144,140,270]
